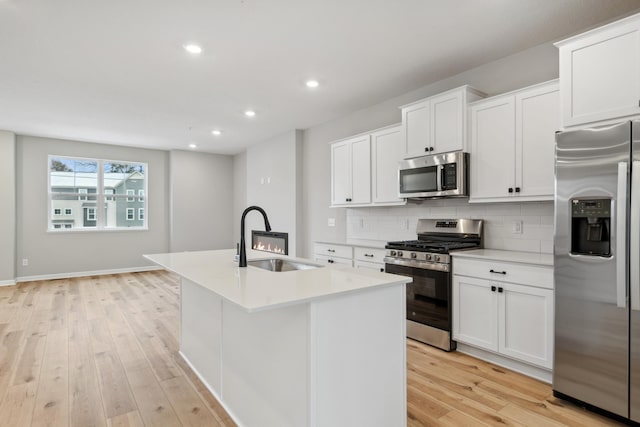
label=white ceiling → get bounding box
[1,0,639,155]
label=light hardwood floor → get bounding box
[0,271,627,426]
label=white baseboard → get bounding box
[15,265,162,283]
[456,343,552,384]
[179,351,244,427]
[0,279,16,287]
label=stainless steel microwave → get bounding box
[398,151,469,199]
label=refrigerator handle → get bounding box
[617,162,628,309]
[631,161,640,311]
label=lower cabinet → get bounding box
[313,243,387,270]
[452,259,554,370]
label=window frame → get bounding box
[48,155,148,232]
[126,208,135,221]
[126,189,135,202]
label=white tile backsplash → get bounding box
[346,201,554,254]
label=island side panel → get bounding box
[180,278,223,396]
[221,300,309,427]
[309,283,407,427]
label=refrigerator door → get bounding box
[631,120,640,423]
[554,121,630,417]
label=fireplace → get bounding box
[252,230,288,255]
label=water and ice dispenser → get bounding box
[570,198,611,257]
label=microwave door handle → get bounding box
[437,165,443,193]
[631,161,640,311]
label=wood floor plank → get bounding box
[160,375,223,427]
[107,410,145,427]
[32,327,69,427]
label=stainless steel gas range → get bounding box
[384,219,483,351]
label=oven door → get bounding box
[384,263,451,331]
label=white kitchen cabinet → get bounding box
[470,80,559,203]
[400,86,485,159]
[556,13,640,128]
[371,125,405,205]
[330,135,371,206]
[452,255,554,370]
[314,242,353,266]
[354,247,386,272]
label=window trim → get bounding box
[54,208,61,215]
[48,155,148,232]
[64,208,72,215]
[126,189,135,202]
[138,208,145,221]
[126,208,135,221]
[87,208,97,221]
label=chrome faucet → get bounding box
[239,206,271,267]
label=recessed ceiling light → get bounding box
[306,80,319,88]
[188,143,197,149]
[183,44,202,54]
[245,110,256,117]
[212,130,222,136]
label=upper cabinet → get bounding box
[556,13,640,128]
[371,125,404,205]
[470,80,559,203]
[331,135,371,206]
[400,86,485,159]
[330,125,406,208]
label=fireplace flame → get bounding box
[253,241,286,254]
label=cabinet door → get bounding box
[452,276,498,352]
[350,135,371,204]
[470,96,516,201]
[559,20,640,127]
[331,140,351,206]
[402,100,430,159]
[371,126,404,204]
[516,82,559,198]
[498,283,554,369]
[315,254,353,267]
[430,89,464,154]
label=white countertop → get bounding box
[144,249,410,312]
[450,249,554,267]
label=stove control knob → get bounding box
[425,254,432,260]
[410,252,417,259]
[390,251,397,257]
[434,255,441,262]
[397,251,403,257]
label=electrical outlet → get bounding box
[22,258,28,266]
[327,217,335,227]
[511,220,523,234]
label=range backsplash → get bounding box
[346,199,553,253]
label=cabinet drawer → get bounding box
[314,243,353,259]
[315,254,353,267]
[453,258,553,289]
[354,260,385,272]
[354,247,386,263]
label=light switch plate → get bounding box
[328,218,335,227]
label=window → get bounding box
[49,156,147,231]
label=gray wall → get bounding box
[169,150,235,252]
[0,131,16,283]
[16,135,170,278]
[301,42,559,257]
[245,130,302,256]
[233,151,247,248]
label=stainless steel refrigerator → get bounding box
[554,120,640,423]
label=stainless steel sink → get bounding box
[247,258,322,272]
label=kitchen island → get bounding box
[144,249,410,427]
